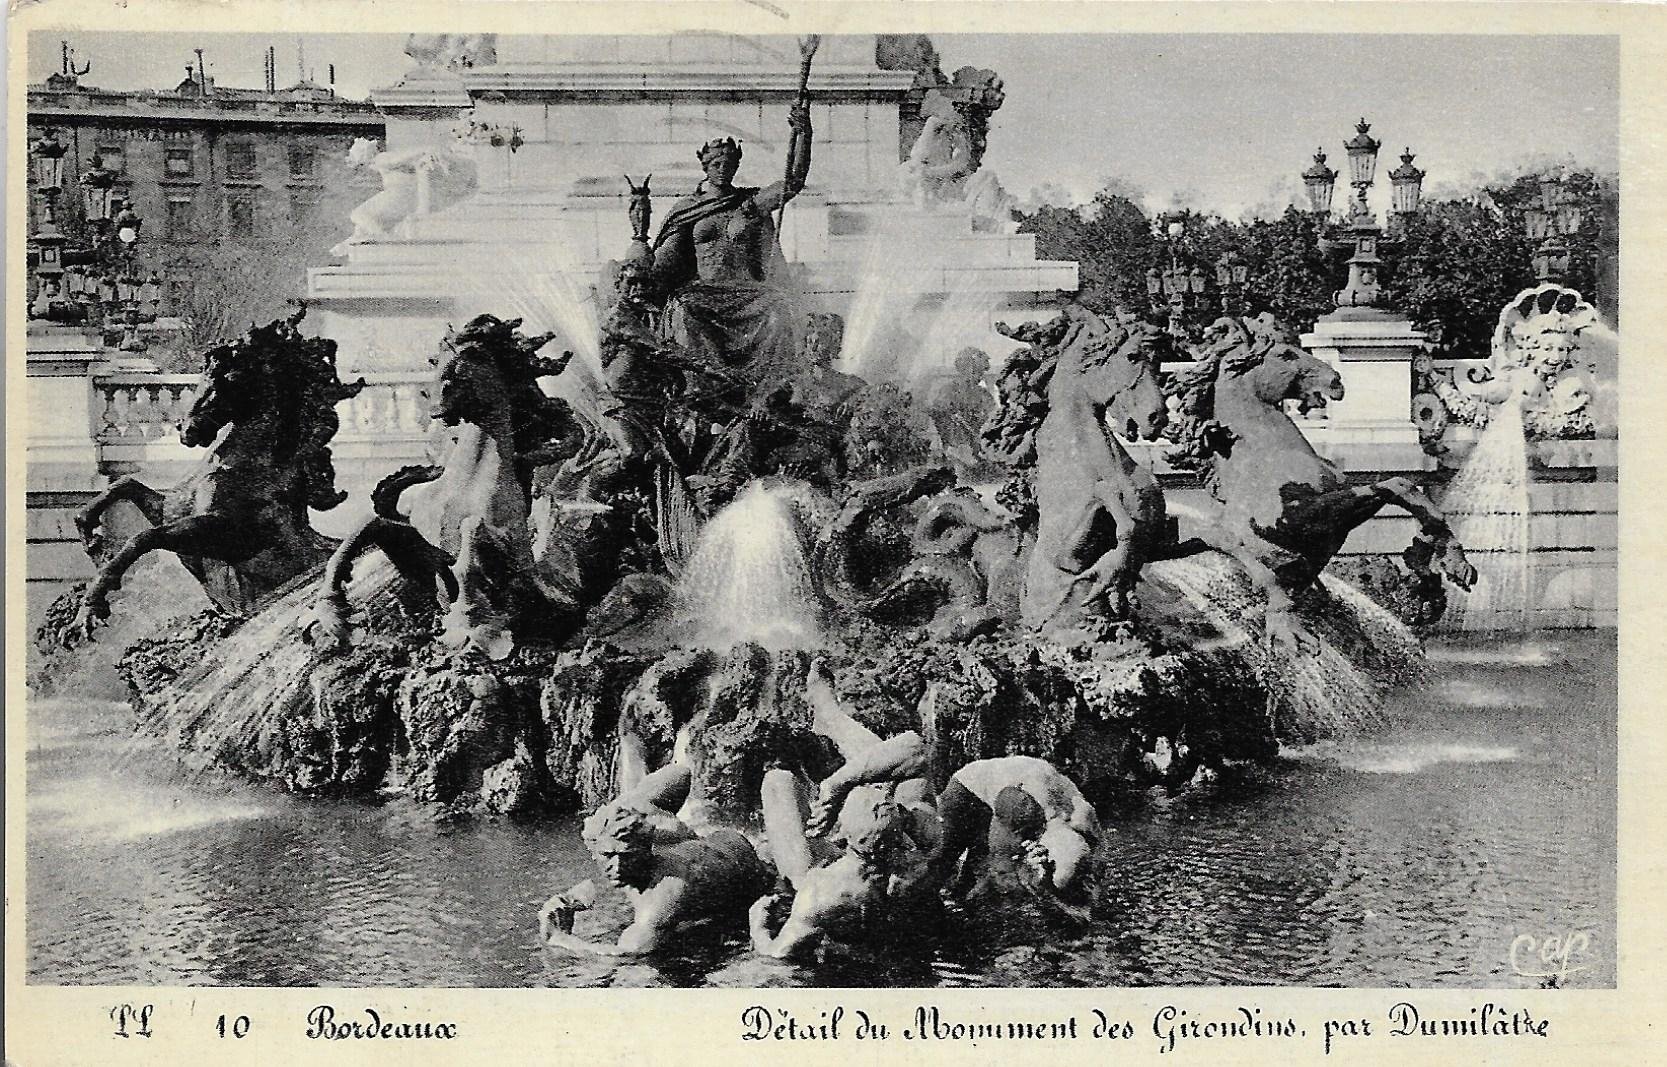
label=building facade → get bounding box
[26,47,384,328]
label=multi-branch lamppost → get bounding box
[29,133,160,349]
[1303,119,1425,311]
[1145,212,1208,340]
[28,127,70,306]
[1523,168,1585,284]
[1215,250,1249,314]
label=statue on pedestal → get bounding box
[338,137,476,250]
[897,92,975,208]
[644,38,819,380]
[403,33,497,71]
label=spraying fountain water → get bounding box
[1444,393,1534,632]
[31,553,211,699]
[674,480,824,650]
[1146,553,1422,740]
[124,561,406,776]
[466,246,607,426]
[839,208,923,381]
[837,206,1007,389]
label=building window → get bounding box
[97,145,125,174]
[224,142,257,180]
[289,192,319,229]
[165,146,194,177]
[166,278,189,314]
[166,195,195,238]
[226,194,256,237]
[288,144,316,181]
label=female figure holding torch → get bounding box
[645,36,820,381]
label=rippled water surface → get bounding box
[27,631,1615,988]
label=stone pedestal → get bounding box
[311,35,1076,379]
[1300,309,1431,475]
[26,326,108,622]
[26,326,106,491]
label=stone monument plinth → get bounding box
[1300,308,1431,475]
[302,34,1075,529]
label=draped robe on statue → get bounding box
[648,185,802,381]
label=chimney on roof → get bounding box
[266,46,276,93]
[194,48,212,96]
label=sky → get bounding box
[28,31,1617,219]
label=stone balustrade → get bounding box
[93,374,200,444]
[88,367,438,455]
[337,371,436,440]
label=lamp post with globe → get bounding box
[31,144,163,347]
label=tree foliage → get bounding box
[1018,192,1161,312]
[150,183,364,372]
[1017,166,1615,359]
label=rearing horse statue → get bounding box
[986,303,1171,634]
[69,309,365,641]
[1166,313,1477,648]
[308,314,587,661]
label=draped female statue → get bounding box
[645,93,814,380]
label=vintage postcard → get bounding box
[6,1,1663,1064]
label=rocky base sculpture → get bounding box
[113,589,1394,822]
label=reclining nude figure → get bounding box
[539,765,771,956]
[749,663,942,959]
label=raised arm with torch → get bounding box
[776,33,821,229]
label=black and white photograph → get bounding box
[14,12,1627,1008]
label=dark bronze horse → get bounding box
[70,310,365,641]
[1166,314,1477,648]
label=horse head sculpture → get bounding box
[311,314,587,660]
[1063,309,1171,443]
[986,303,1173,634]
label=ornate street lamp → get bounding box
[1389,148,1425,216]
[81,151,119,226]
[31,128,68,197]
[1150,212,1209,340]
[1523,202,1551,242]
[1539,170,1564,213]
[1524,168,1587,284]
[1556,190,1584,237]
[40,185,159,344]
[1308,118,1422,312]
[1343,118,1381,212]
[29,129,73,319]
[1303,148,1338,216]
[1216,250,1249,314]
